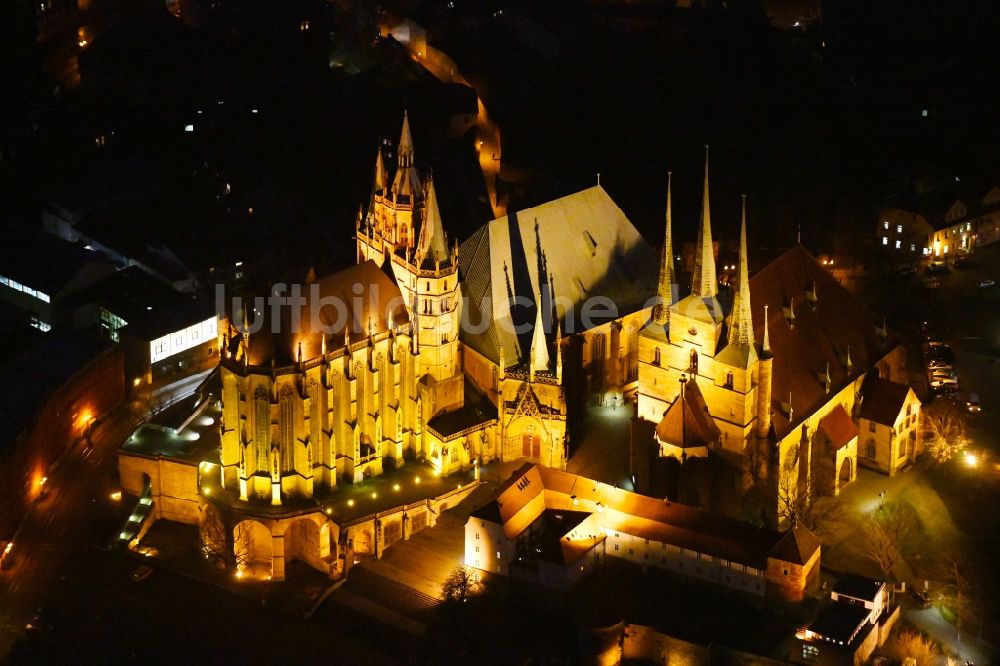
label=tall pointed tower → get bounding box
[359,111,426,264]
[669,146,724,356]
[727,196,756,351]
[715,195,760,453]
[652,171,677,326]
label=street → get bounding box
[0,403,136,657]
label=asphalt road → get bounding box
[0,404,136,657]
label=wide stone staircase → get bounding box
[340,565,439,617]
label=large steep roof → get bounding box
[459,186,658,366]
[749,245,899,440]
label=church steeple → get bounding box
[653,171,676,325]
[729,195,754,347]
[691,145,718,299]
[415,174,449,267]
[391,110,423,202]
[397,109,414,168]
[529,295,549,379]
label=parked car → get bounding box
[925,262,951,276]
[967,393,981,413]
[979,278,996,288]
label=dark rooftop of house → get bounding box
[859,377,911,427]
[833,574,884,602]
[808,602,872,644]
[119,298,217,342]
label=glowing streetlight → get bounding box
[964,452,979,468]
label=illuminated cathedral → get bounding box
[120,114,915,581]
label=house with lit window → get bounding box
[793,574,898,665]
[880,179,1000,259]
[466,463,821,601]
[857,377,921,476]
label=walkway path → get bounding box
[383,21,506,218]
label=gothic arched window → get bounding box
[253,387,269,473]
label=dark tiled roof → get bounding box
[833,574,883,602]
[858,377,912,426]
[768,524,821,566]
[818,404,859,450]
[750,245,898,440]
[655,377,721,448]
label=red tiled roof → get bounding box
[858,377,912,426]
[750,245,899,439]
[818,404,859,450]
[654,377,722,448]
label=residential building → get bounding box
[857,377,922,476]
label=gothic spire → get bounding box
[398,109,414,168]
[391,110,423,201]
[529,295,549,378]
[691,145,718,299]
[415,174,449,267]
[729,195,754,347]
[653,171,676,325]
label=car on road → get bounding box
[967,393,981,413]
[979,278,996,288]
[925,262,951,276]
[131,564,154,582]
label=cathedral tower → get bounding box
[359,111,426,264]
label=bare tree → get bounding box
[199,505,228,562]
[938,553,984,650]
[441,566,482,603]
[859,502,915,580]
[923,404,970,464]
[893,629,938,666]
[233,522,253,571]
[776,469,845,538]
